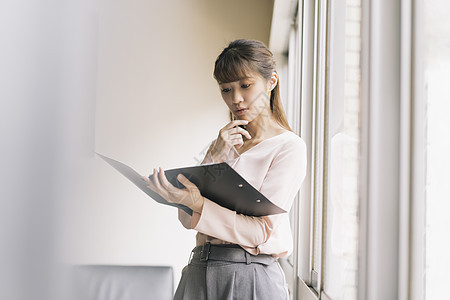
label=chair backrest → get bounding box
[70,265,173,300]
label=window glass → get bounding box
[322,0,360,299]
[423,0,450,298]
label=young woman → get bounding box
[145,39,307,299]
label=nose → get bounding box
[231,90,244,104]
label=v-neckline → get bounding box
[234,131,291,156]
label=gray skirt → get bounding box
[173,243,289,300]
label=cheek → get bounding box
[248,91,270,112]
[222,95,234,107]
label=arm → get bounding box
[176,138,219,228]
[200,137,239,164]
[191,138,307,248]
[200,139,218,164]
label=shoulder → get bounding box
[279,131,307,154]
[265,132,307,187]
[265,131,307,168]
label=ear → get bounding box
[268,72,278,92]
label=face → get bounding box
[218,71,277,122]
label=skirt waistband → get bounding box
[190,243,276,266]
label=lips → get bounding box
[235,108,248,115]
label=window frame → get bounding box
[276,0,422,298]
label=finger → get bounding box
[157,167,188,204]
[230,127,251,140]
[231,119,249,126]
[151,168,162,191]
[147,180,157,192]
[224,119,248,130]
[146,171,156,190]
[158,167,173,190]
[143,174,157,190]
[230,135,244,146]
[232,140,245,149]
[176,173,197,190]
[142,175,150,184]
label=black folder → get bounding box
[97,153,286,217]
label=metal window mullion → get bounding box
[319,0,331,295]
[290,7,304,300]
[299,0,317,288]
[309,0,320,288]
[287,21,300,300]
[317,0,329,293]
[359,0,402,299]
[294,11,302,136]
[398,0,413,299]
[310,0,329,293]
[358,0,371,298]
[409,0,426,299]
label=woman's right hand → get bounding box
[210,120,252,162]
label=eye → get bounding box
[241,84,251,89]
[221,87,231,93]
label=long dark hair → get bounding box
[213,39,293,132]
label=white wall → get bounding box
[59,0,275,287]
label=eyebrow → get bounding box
[218,77,253,85]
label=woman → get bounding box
[145,39,307,299]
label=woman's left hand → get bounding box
[142,167,204,213]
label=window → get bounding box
[421,0,450,298]
[321,0,360,299]
[282,1,361,299]
[277,0,450,299]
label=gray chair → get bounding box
[70,265,174,300]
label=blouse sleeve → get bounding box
[199,138,241,165]
[191,138,307,249]
[199,139,217,165]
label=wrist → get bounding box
[210,152,218,163]
[192,196,205,214]
[209,150,226,163]
[209,151,219,163]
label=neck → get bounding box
[244,110,282,140]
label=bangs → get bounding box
[213,49,255,84]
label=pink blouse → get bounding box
[189,130,307,258]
